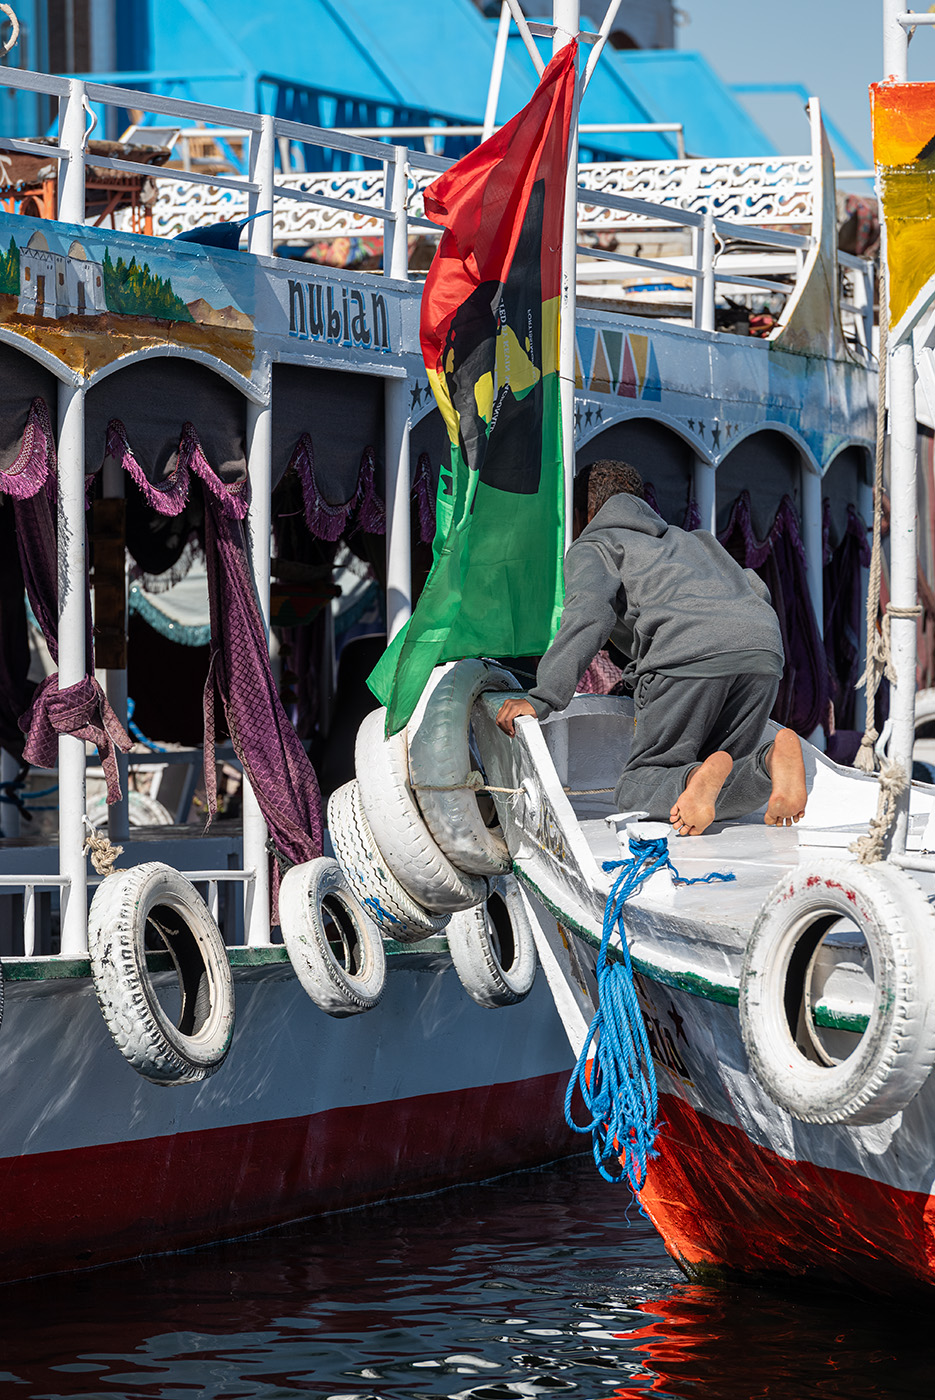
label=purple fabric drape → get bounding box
[719,491,830,737]
[0,398,133,790]
[109,420,324,887]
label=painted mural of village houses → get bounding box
[0,218,254,376]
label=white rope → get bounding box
[82,815,123,877]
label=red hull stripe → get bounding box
[642,1092,935,1292]
[0,1071,575,1283]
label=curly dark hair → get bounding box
[586,459,645,517]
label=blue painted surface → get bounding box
[0,0,774,169]
[617,52,776,158]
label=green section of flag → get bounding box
[369,370,563,733]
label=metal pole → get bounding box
[881,0,916,853]
[57,377,87,955]
[883,0,909,80]
[385,379,412,642]
[700,210,716,333]
[384,145,410,281]
[102,454,129,843]
[483,2,512,142]
[555,0,579,552]
[57,77,87,225]
[243,391,272,945]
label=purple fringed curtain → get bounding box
[0,398,133,798]
[719,491,831,737]
[282,437,437,548]
[109,419,324,888]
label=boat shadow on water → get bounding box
[0,1158,928,1400]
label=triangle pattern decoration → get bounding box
[576,327,597,390]
[618,338,638,398]
[591,333,613,394]
[641,343,662,401]
[629,333,649,393]
[602,329,625,391]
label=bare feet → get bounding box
[764,728,807,827]
[670,752,733,836]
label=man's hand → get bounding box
[496,697,537,736]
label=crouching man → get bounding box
[496,461,807,836]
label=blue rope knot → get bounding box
[564,833,735,1196]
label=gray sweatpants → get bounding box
[614,671,779,821]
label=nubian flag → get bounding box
[369,43,577,734]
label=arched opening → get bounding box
[576,417,695,526]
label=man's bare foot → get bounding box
[764,728,808,827]
[670,752,733,836]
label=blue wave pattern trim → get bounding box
[564,834,735,1194]
[128,584,211,648]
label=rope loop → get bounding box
[564,834,734,1195]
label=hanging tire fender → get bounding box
[88,862,235,1086]
[739,859,935,1126]
[355,708,487,913]
[445,874,538,1008]
[407,660,518,876]
[327,779,449,942]
[280,857,386,1017]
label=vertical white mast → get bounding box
[881,0,918,855]
[553,0,580,551]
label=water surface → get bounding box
[0,1156,928,1399]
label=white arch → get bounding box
[575,403,716,468]
[0,327,77,383]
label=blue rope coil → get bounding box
[564,833,735,1194]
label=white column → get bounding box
[57,78,87,225]
[888,340,920,853]
[57,378,88,955]
[883,0,909,81]
[243,393,272,945]
[482,2,511,141]
[384,146,410,281]
[102,455,129,843]
[554,0,580,552]
[692,456,715,533]
[385,378,412,642]
[856,476,874,731]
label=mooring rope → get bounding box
[82,815,123,877]
[564,833,735,1193]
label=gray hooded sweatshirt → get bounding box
[528,494,784,717]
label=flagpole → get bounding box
[554,0,579,553]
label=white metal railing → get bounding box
[0,868,255,957]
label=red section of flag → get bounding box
[419,43,577,378]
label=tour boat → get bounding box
[0,0,894,1289]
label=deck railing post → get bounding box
[57,377,88,955]
[699,210,716,332]
[384,146,410,281]
[243,389,273,944]
[248,112,275,258]
[57,77,87,225]
[0,749,20,839]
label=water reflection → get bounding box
[0,1156,928,1399]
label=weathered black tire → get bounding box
[88,862,235,1086]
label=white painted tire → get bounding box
[446,874,537,1008]
[408,660,518,875]
[355,708,487,913]
[279,857,386,1017]
[740,860,935,1125]
[87,791,173,830]
[327,779,449,942]
[88,862,235,1086]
